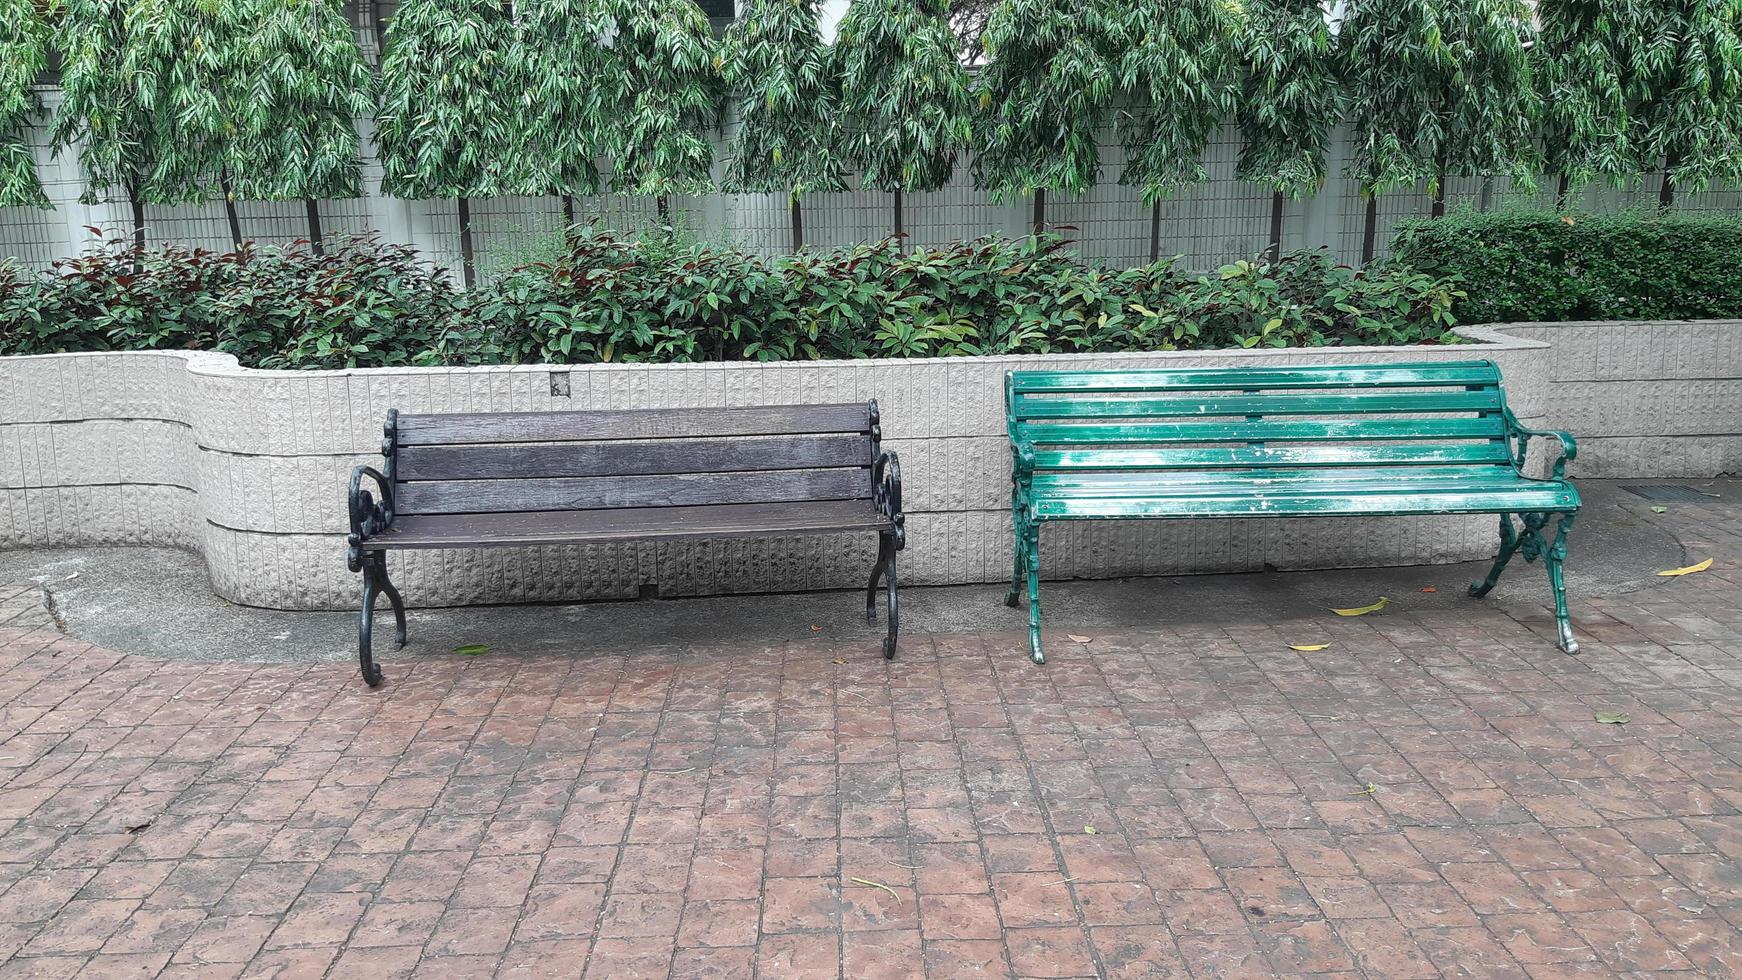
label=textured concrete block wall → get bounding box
[1,328,1553,610]
[1499,321,1742,478]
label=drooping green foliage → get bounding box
[52,0,157,208]
[514,0,624,198]
[1112,0,1239,203]
[1391,207,1742,322]
[610,0,720,199]
[1340,0,1539,197]
[1233,0,1339,199]
[972,0,1117,203]
[229,0,372,202]
[720,0,845,197]
[1533,0,1639,190]
[0,0,49,209]
[1633,0,1742,200]
[122,0,245,207]
[833,0,974,194]
[375,0,518,199]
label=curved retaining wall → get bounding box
[0,327,1570,610]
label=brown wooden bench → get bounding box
[345,402,905,686]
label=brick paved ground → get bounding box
[0,497,1740,978]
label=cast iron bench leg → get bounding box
[1022,522,1044,665]
[357,553,407,688]
[1547,514,1578,654]
[882,534,899,660]
[865,533,891,623]
[1469,513,1522,598]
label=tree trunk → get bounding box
[218,172,243,252]
[305,198,325,257]
[892,188,903,244]
[1555,173,1570,212]
[370,0,385,64]
[1148,198,1161,264]
[1360,194,1378,264]
[562,194,575,230]
[1267,190,1285,263]
[458,196,477,289]
[129,183,146,271]
[1659,152,1680,211]
[1031,189,1045,237]
[657,194,671,225]
[790,194,804,251]
[1430,172,1447,219]
[1478,177,1494,213]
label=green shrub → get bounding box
[2,229,1465,367]
[0,235,478,369]
[484,229,1463,363]
[1390,207,1742,324]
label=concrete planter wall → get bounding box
[1498,320,1742,479]
[1,321,1688,612]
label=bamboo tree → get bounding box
[1533,0,1640,206]
[1340,0,1536,261]
[376,0,518,286]
[1233,0,1338,260]
[230,0,374,255]
[1112,0,1239,262]
[833,0,973,243]
[0,0,50,210]
[610,0,720,226]
[124,0,249,249]
[721,0,844,250]
[1635,0,1742,209]
[514,0,624,231]
[973,0,1117,235]
[53,0,157,252]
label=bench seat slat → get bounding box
[1031,465,1549,495]
[398,403,871,446]
[1013,390,1502,420]
[400,433,871,481]
[1019,416,1507,445]
[1031,443,1512,471]
[362,500,894,550]
[1032,487,1578,519]
[1010,362,1501,393]
[398,468,871,515]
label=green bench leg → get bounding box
[1469,513,1522,598]
[1469,512,1578,654]
[1022,522,1044,664]
[1547,514,1577,654]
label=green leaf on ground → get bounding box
[1651,506,1668,514]
[453,644,490,656]
[1594,710,1631,724]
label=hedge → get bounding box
[1389,207,1742,324]
[0,230,1464,369]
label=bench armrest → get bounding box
[347,465,395,572]
[1505,411,1578,480]
[874,451,906,549]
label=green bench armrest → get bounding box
[1505,410,1577,480]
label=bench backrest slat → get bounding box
[399,433,871,482]
[1009,361,1516,476]
[397,403,872,446]
[390,403,877,517]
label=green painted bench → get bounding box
[1004,360,1580,664]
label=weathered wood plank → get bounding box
[399,433,872,481]
[1012,389,1503,420]
[397,467,873,515]
[362,500,893,550]
[397,403,872,446]
[1018,416,1507,446]
[1009,361,1500,393]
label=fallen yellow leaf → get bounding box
[1658,558,1713,577]
[1331,597,1390,617]
[1289,643,1331,652]
[1067,634,1092,643]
